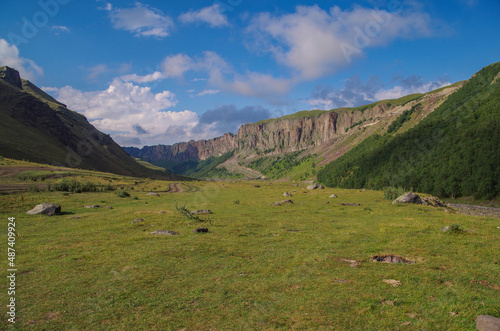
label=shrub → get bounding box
[115,190,130,198]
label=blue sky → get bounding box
[0,0,499,147]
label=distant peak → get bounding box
[0,66,23,89]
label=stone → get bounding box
[271,202,281,206]
[422,196,445,207]
[149,230,178,235]
[341,259,361,268]
[371,255,415,264]
[0,66,22,89]
[307,183,325,190]
[131,218,144,224]
[283,191,292,197]
[383,279,402,287]
[105,206,113,209]
[329,194,338,198]
[341,203,361,206]
[26,203,61,216]
[280,199,293,204]
[190,210,213,215]
[325,201,330,204]
[84,205,101,209]
[477,315,500,331]
[192,228,209,233]
[253,185,260,188]
[147,192,160,197]
[392,192,422,204]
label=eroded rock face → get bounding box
[476,315,500,331]
[26,203,61,216]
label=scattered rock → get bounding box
[307,183,325,190]
[341,259,361,268]
[477,315,500,331]
[283,192,292,197]
[191,209,213,215]
[341,203,361,206]
[158,211,166,214]
[84,205,101,209]
[381,299,397,306]
[281,199,293,204]
[26,203,61,216]
[371,255,415,264]
[286,229,300,232]
[422,196,446,207]
[329,194,338,198]
[271,202,281,206]
[149,230,178,235]
[147,192,160,197]
[253,185,260,188]
[392,192,422,205]
[383,279,402,287]
[104,206,113,209]
[131,218,144,224]
[325,201,330,204]
[192,228,209,233]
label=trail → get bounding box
[220,157,264,179]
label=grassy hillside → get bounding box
[0,69,179,180]
[1,164,499,329]
[317,62,500,199]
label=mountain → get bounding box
[126,79,464,180]
[0,66,180,180]
[317,62,500,199]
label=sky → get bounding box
[0,0,499,147]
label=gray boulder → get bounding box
[26,203,61,216]
[476,315,500,331]
[84,205,101,209]
[131,218,144,224]
[147,192,160,197]
[307,183,325,190]
[150,230,178,235]
[283,192,292,197]
[392,192,422,204]
[329,194,338,198]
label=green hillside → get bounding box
[0,67,180,180]
[317,62,500,199]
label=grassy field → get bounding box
[1,167,499,330]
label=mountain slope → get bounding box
[127,80,463,180]
[317,62,500,199]
[0,66,180,180]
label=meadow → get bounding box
[0,165,499,330]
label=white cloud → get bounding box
[179,5,229,28]
[51,26,70,34]
[85,64,109,81]
[305,74,450,110]
[247,5,434,79]
[109,2,174,38]
[197,89,220,96]
[0,39,43,81]
[42,79,224,146]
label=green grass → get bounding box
[1,170,499,329]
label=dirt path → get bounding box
[0,166,62,178]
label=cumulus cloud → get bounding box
[51,26,70,35]
[305,74,450,110]
[247,5,435,79]
[179,5,229,27]
[109,2,174,38]
[0,39,43,80]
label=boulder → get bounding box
[307,183,325,190]
[26,203,61,216]
[150,230,178,235]
[147,192,160,197]
[329,194,338,198]
[392,192,422,205]
[131,218,144,224]
[84,205,101,209]
[192,228,209,233]
[476,315,500,331]
[280,199,293,204]
[283,192,292,197]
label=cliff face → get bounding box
[125,133,238,162]
[128,105,388,163]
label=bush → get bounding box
[115,190,130,198]
[55,179,98,193]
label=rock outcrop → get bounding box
[0,66,22,89]
[26,202,61,216]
